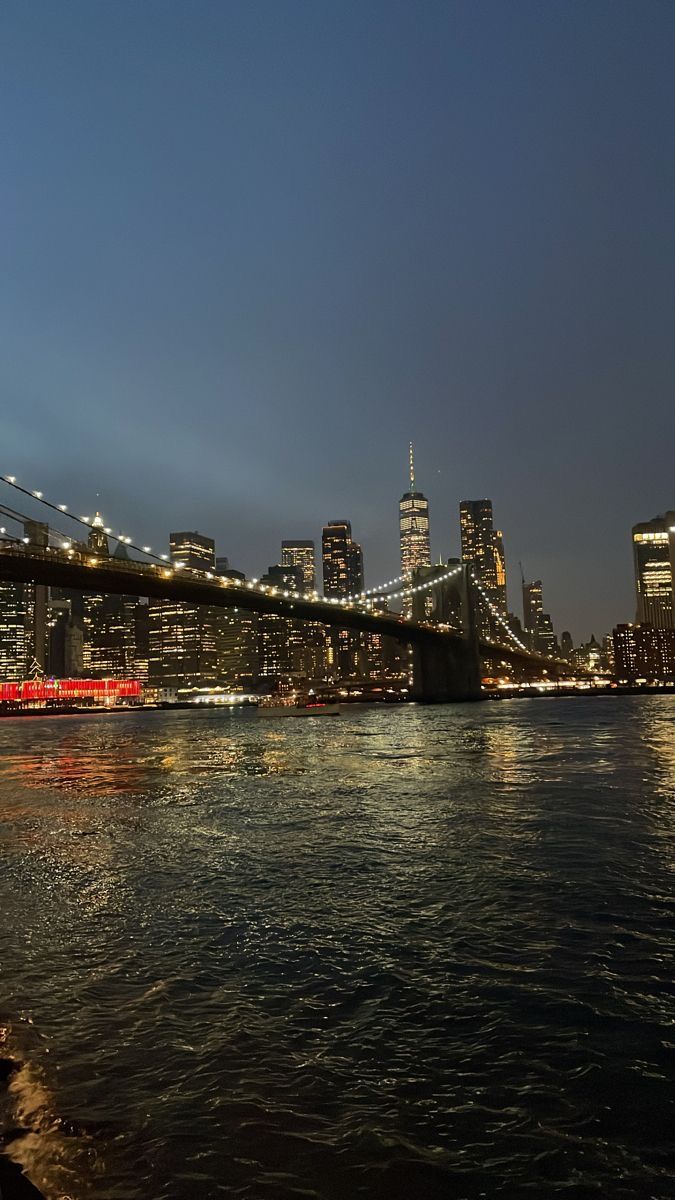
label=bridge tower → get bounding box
[409,565,482,702]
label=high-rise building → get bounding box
[459,499,508,616]
[148,597,219,688]
[216,606,258,689]
[0,581,28,680]
[281,540,316,591]
[22,520,49,672]
[256,564,303,683]
[522,579,544,635]
[493,530,507,614]
[322,521,364,679]
[535,613,558,658]
[632,515,674,628]
[170,531,216,572]
[133,602,150,684]
[460,499,509,636]
[83,542,137,677]
[322,521,363,598]
[148,530,219,687]
[521,578,558,655]
[613,623,675,681]
[280,541,324,677]
[399,444,431,579]
[0,520,51,678]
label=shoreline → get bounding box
[0,684,673,720]
[0,1058,46,1200]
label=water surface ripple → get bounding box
[0,698,674,1198]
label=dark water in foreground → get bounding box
[0,698,674,1200]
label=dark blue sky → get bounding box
[2,1,673,640]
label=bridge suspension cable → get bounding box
[0,473,168,564]
[375,563,463,603]
[347,572,408,600]
[468,572,528,652]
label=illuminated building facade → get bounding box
[133,602,150,683]
[148,597,219,688]
[322,520,364,679]
[399,444,431,579]
[460,500,508,611]
[0,581,29,679]
[0,519,51,679]
[256,564,300,682]
[83,541,137,677]
[0,678,141,708]
[521,578,557,655]
[632,515,674,628]
[493,530,507,614]
[522,579,543,637]
[170,531,216,572]
[613,623,675,681]
[148,530,219,688]
[281,541,324,678]
[322,521,363,598]
[534,613,558,658]
[460,499,509,637]
[281,540,316,591]
[216,606,258,689]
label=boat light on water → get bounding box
[257,689,341,717]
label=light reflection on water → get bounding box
[0,698,674,1199]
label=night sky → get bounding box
[2,1,673,641]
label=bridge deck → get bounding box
[0,543,563,669]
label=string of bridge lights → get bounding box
[374,563,463,603]
[0,473,414,605]
[0,471,471,613]
[0,473,167,564]
[468,572,528,652]
[347,572,407,601]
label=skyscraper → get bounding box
[322,521,363,598]
[399,443,431,579]
[281,540,316,591]
[83,541,137,677]
[632,515,674,628]
[522,579,544,634]
[0,581,28,680]
[170,531,216,572]
[492,529,507,614]
[256,564,304,682]
[613,623,675,681]
[281,541,324,678]
[522,578,558,656]
[148,530,219,687]
[460,499,508,634]
[322,521,364,678]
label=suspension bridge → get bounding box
[0,472,568,702]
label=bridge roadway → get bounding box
[0,544,563,700]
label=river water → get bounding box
[0,698,674,1200]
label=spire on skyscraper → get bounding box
[399,444,431,585]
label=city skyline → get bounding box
[2,459,673,648]
[2,3,673,644]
